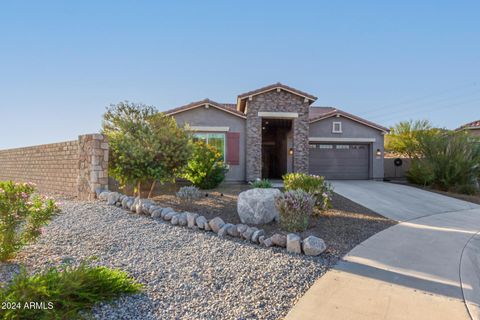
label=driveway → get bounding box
[287,181,480,320]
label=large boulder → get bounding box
[237,188,281,225]
[302,236,327,256]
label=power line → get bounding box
[372,96,480,123]
[359,81,478,117]
[365,89,480,120]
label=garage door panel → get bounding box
[308,143,369,180]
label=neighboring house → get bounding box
[457,120,480,137]
[165,83,389,182]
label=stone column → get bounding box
[77,134,109,200]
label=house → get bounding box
[457,120,480,137]
[165,83,389,181]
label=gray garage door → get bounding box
[308,143,369,180]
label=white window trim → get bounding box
[193,132,227,159]
[190,126,230,132]
[332,121,342,133]
[258,112,298,119]
[309,137,376,143]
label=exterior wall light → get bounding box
[376,148,382,157]
[289,148,294,155]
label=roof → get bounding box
[457,120,480,130]
[236,82,317,112]
[164,99,246,119]
[309,106,389,133]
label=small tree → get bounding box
[102,101,192,197]
[385,119,437,158]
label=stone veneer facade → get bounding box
[245,90,311,181]
[0,133,108,199]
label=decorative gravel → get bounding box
[9,200,332,320]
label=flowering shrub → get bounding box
[0,181,59,261]
[275,190,315,232]
[176,186,202,204]
[282,173,333,211]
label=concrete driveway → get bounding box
[287,181,480,320]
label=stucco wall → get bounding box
[245,90,310,181]
[309,116,385,179]
[172,106,247,181]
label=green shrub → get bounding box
[0,181,58,261]
[249,179,273,188]
[183,141,228,189]
[275,189,315,232]
[176,186,202,204]
[0,262,142,319]
[282,173,333,210]
[407,130,480,194]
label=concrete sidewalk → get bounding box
[287,181,480,320]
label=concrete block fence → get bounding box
[0,134,109,200]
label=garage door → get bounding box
[309,143,369,180]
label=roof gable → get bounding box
[164,99,246,119]
[309,107,389,133]
[236,82,317,112]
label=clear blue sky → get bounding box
[1,1,479,148]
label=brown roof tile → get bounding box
[164,99,246,118]
[458,120,480,130]
[237,82,317,101]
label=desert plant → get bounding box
[102,101,192,197]
[0,262,142,319]
[411,130,480,193]
[275,189,315,232]
[176,186,202,203]
[183,140,228,189]
[249,179,273,188]
[282,173,333,210]
[0,181,58,261]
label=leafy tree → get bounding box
[102,101,192,197]
[183,141,228,189]
[385,119,440,158]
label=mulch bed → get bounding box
[152,183,396,258]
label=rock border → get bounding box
[96,190,327,256]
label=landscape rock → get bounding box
[131,197,141,213]
[95,188,106,198]
[271,234,287,248]
[251,229,265,243]
[178,213,188,226]
[242,227,259,241]
[195,216,208,229]
[263,237,273,247]
[218,223,234,237]
[286,234,302,254]
[204,221,212,231]
[121,197,130,209]
[107,192,122,205]
[161,208,174,219]
[187,212,199,228]
[171,214,181,225]
[258,235,265,245]
[227,225,240,237]
[302,236,327,256]
[98,191,110,201]
[164,211,176,221]
[126,198,135,211]
[236,224,248,234]
[209,217,225,233]
[151,208,163,219]
[237,188,281,225]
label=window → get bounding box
[336,145,350,149]
[318,144,333,149]
[332,121,342,133]
[193,132,226,160]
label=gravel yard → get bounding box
[4,201,332,320]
